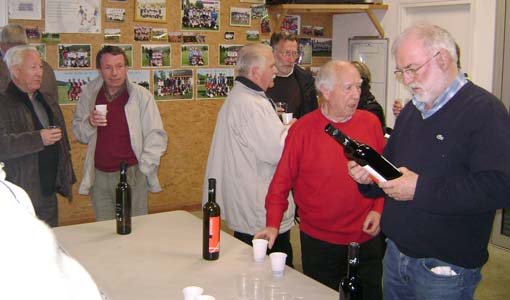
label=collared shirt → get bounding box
[102,81,127,102]
[413,72,468,119]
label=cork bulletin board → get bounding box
[9,0,332,225]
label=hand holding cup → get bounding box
[40,125,62,146]
[91,104,108,127]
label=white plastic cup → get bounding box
[182,286,203,300]
[281,113,293,125]
[236,273,250,298]
[252,239,268,263]
[196,296,215,300]
[95,104,107,115]
[269,252,287,278]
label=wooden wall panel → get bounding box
[8,0,331,225]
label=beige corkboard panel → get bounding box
[10,0,332,225]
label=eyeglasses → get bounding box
[394,51,440,80]
[278,51,299,58]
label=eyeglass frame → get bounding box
[393,51,440,80]
[276,50,299,58]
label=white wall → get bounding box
[0,0,7,27]
[332,0,497,127]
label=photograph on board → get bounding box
[181,44,209,67]
[54,70,99,104]
[196,68,234,99]
[135,0,167,23]
[58,44,92,69]
[181,0,220,31]
[153,69,194,100]
[141,44,171,68]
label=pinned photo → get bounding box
[141,44,171,68]
[224,32,235,40]
[181,45,209,67]
[246,30,260,41]
[230,7,251,27]
[25,27,41,39]
[182,0,220,31]
[219,44,242,66]
[281,15,300,35]
[58,44,92,69]
[104,29,121,43]
[168,32,183,43]
[106,8,126,22]
[135,0,167,23]
[134,26,151,41]
[153,69,194,100]
[197,68,235,99]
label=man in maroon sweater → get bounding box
[256,60,385,299]
[72,46,167,221]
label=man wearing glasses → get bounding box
[266,31,318,119]
[348,24,510,299]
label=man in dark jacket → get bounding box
[0,45,75,227]
[0,24,58,100]
[266,31,318,118]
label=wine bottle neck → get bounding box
[208,192,216,203]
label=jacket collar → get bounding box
[235,76,264,92]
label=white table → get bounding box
[53,210,338,299]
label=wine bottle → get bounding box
[325,123,402,183]
[203,178,221,260]
[339,242,363,300]
[115,161,131,235]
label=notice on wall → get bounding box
[45,0,101,33]
[9,0,42,20]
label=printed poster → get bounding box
[45,0,101,33]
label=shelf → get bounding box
[268,4,389,38]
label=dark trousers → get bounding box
[300,231,383,300]
[34,192,58,227]
[233,230,294,267]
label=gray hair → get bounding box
[236,43,272,77]
[0,24,27,44]
[392,23,458,66]
[3,45,40,71]
[315,60,357,94]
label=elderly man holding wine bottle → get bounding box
[255,60,385,299]
[348,24,510,300]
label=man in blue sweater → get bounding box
[348,23,510,300]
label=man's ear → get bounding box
[10,65,20,80]
[319,84,330,99]
[436,50,452,70]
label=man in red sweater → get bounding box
[255,60,384,299]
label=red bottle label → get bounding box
[208,216,220,253]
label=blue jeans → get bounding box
[383,239,481,300]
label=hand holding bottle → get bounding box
[347,161,373,185]
[378,167,418,201]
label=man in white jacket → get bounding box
[72,46,167,221]
[0,164,102,300]
[203,43,296,266]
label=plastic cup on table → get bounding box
[269,252,287,278]
[252,239,268,263]
[182,286,203,300]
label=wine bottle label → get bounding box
[362,165,387,184]
[208,216,220,253]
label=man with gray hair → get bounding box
[256,60,384,298]
[349,23,510,299]
[0,23,57,101]
[0,45,75,227]
[203,43,296,265]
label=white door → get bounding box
[491,0,510,250]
